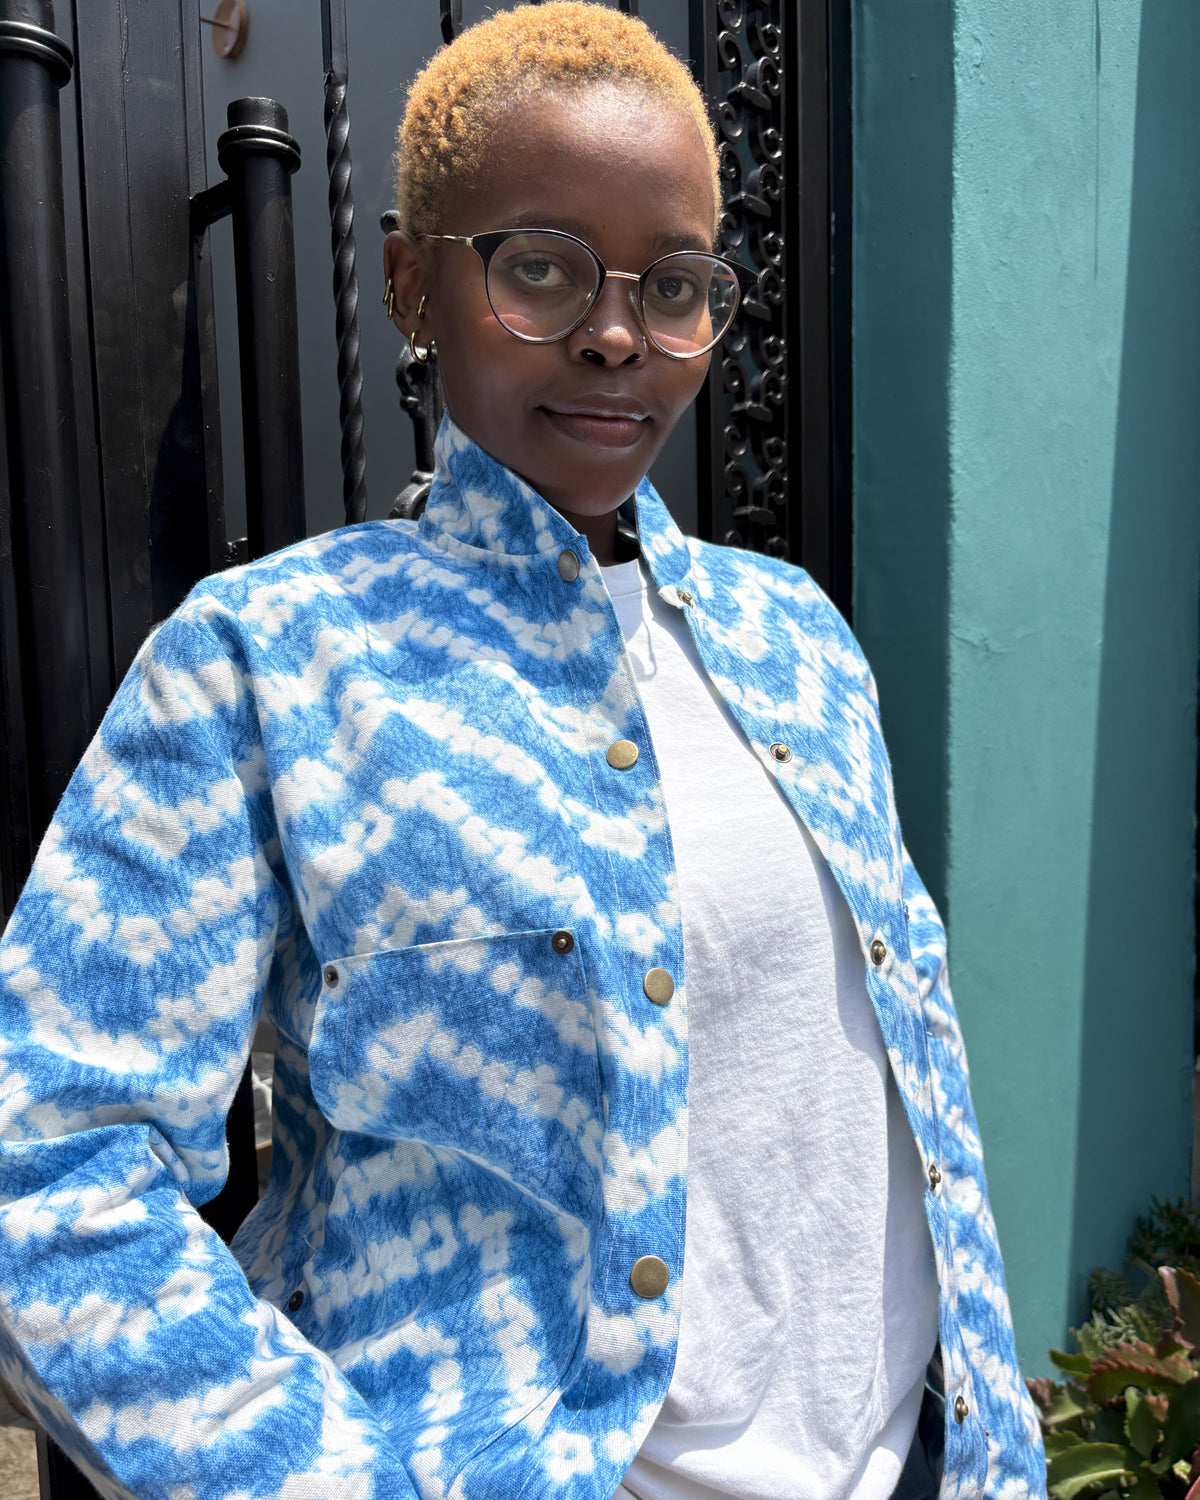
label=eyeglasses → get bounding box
[418,228,757,360]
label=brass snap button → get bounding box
[869,938,888,966]
[323,964,339,988]
[287,1289,305,1312]
[551,930,575,955]
[557,549,580,582]
[769,742,792,763]
[953,1394,969,1424]
[630,1256,670,1299]
[677,589,693,606]
[928,1163,942,1190]
[606,740,639,771]
[643,968,675,1006]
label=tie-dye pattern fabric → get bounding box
[0,417,1045,1500]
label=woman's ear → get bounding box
[382,230,430,339]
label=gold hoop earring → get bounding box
[382,277,395,318]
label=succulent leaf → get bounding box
[1044,1386,1091,1429]
[1128,1472,1165,1500]
[1127,1390,1164,1458]
[1091,1409,1131,1445]
[1128,1201,1200,1274]
[1087,1344,1194,1406]
[1161,1380,1200,1465]
[1038,1380,1092,1428]
[1030,1378,1058,1412]
[1037,1212,1200,1499]
[1047,1441,1137,1500]
[1045,1431,1085,1460]
[1163,1271,1200,1349]
[1158,1332,1195,1362]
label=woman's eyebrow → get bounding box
[497,211,713,255]
[497,210,590,235]
[648,230,714,254]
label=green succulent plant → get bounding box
[1028,1201,1200,1500]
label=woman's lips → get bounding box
[538,407,651,449]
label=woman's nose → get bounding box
[571,277,647,365]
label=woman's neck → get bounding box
[554,504,622,566]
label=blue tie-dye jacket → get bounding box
[0,420,1044,1500]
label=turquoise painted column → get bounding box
[853,0,1200,1373]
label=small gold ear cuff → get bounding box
[382,277,395,318]
[408,294,432,361]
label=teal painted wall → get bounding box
[853,0,1200,1374]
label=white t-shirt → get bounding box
[602,560,938,1500]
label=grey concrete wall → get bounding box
[200,0,696,545]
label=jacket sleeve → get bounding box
[900,848,1047,1499]
[0,611,419,1500]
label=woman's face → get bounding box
[385,82,718,560]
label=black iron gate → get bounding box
[690,0,851,600]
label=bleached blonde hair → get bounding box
[395,2,720,237]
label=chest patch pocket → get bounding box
[309,930,604,1223]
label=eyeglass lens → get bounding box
[484,231,741,356]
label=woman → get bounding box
[0,6,1043,1499]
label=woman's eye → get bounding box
[648,273,702,310]
[504,257,572,290]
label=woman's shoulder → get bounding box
[683,534,867,675]
[193,516,426,597]
[159,516,437,644]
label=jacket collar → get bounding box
[416,422,910,957]
[418,415,692,589]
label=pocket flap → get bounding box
[310,930,603,1220]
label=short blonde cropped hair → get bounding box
[395,2,720,238]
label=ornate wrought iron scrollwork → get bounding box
[694,0,791,559]
[389,339,444,521]
[380,205,445,522]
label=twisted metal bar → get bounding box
[322,0,367,523]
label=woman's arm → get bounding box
[0,612,418,1500]
[900,847,1047,1497]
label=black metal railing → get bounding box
[8,48,305,1500]
[0,0,90,893]
[195,97,307,563]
